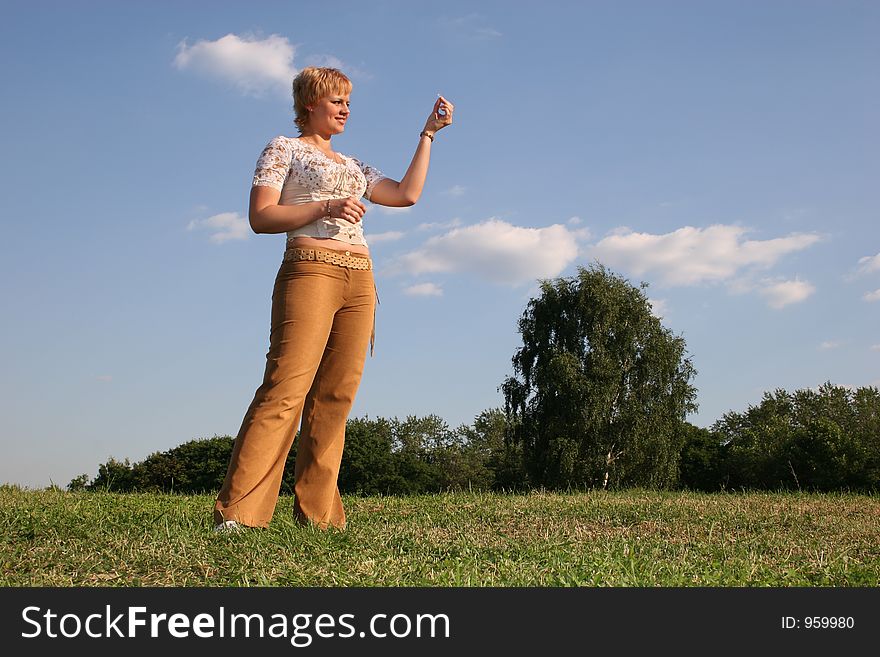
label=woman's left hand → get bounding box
[422,95,454,137]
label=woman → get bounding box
[214,67,453,530]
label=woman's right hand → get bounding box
[329,197,367,223]
[422,95,454,137]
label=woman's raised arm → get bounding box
[369,95,454,207]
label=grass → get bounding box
[1,486,879,586]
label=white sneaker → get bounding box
[214,520,241,532]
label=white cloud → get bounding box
[446,185,466,197]
[564,216,592,240]
[588,224,821,286]
[757,278,815,309]
[396,218,579,285]
[404,282,443,297]
[870,345,880,352]
[174,33,296,96]
[864,289,880,302]
[648,298,668,319]
[95,375,113,383]
[819,341,841,350]
[188,212,250,243]
[368,231,405,244]
[857,252,880,275]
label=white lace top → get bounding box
[251,136,386,247]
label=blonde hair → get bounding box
[292,67,352,134]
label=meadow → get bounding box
[2,486,878,586]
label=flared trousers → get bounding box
[214,251,375,529]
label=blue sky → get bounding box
[1,0,878,488]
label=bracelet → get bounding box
[420,130,435,142]
[324,199,331,218]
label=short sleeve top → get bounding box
[251,136,386,247]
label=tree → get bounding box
[130,435,234,493]
[87,457,136,492]
[502,264,698,489]
[337,417,408,495]
[714,388,795,489]
[79,437,234,493]
[455,408,526,491]
[713,383,879,491]
[388,415,448,494]
[678,422,725,491]
[66,473,90,492]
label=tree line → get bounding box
[67,411,520,495]
[68,383,880,495]
[68,265,880,494]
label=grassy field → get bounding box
[1,486,878,586]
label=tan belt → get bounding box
[283,246,372,270]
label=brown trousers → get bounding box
[214,251,375,529]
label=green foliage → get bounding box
[678,423,725,491]
[87,457,136,492]
[339,413,521,494]
[502,264,698,489]
[66,474,90,492]
[456,408,526,490]
[390,415,451,494]
[713,383,880,491]
[69,383,879,495]
[337,417,408,495]
[72,412,521,496]
[80,436,234,493]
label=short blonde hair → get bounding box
[292,67,352,133]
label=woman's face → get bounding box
[307,93,351,136]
